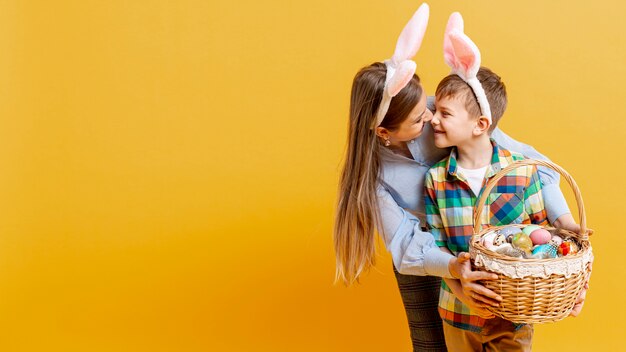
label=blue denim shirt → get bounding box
[378,100,570,278]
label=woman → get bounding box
[332,5,578,351]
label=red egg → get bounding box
[558,242,570,256]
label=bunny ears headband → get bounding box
[374,3,429,128]
[443,12,492,123]
[374,6,491,127]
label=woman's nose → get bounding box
[424,110,433,122]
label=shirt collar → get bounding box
[445,139,507,181]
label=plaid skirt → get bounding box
[393,264,447,352]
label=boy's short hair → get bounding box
[435,67,507,131]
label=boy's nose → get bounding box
[431,113,440,125]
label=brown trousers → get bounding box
[442,317,533,352]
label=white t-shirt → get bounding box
[456,165,489,196]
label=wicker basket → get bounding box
[469,159,593,324]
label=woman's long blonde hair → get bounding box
[334,62,423,285]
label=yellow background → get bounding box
[0,0,624,351]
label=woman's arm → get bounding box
[378,184,502,293]
[377,185,455,277]
[491,127,571,224]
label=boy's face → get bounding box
[431,94,478,149]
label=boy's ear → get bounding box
[473,116,491,136]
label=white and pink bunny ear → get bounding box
[391,4,429,66]
[387,60,417,97]
[443,12,463,70]
[442,12,492,123]
[447,31,481,81]
[374,3,429,128]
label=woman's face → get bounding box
[386,90,432,146]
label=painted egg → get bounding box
[568,240,580,254]
[531,244,558,259]
[529,229,551,245]
[511,233,533,252]
[496,244,524,258]
[522,225,541,235]
[558,242,570,256]
[493,234,506,246]
[550,235,564,246]
[500,227,523,237]
[481,232,496,249]
[558,241,580,256]
[482,232,510,252]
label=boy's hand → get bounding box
[443,278,495,319]
[448,252,503,307]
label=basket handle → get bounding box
[472,159,587,240]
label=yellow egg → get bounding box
[512,233,533,252]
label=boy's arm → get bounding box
[491,128,570,224]
[376,185,455,278]
[524,166,549,226]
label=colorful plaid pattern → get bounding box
[424,140,548,332]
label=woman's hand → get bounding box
[569,285,588,317]
[448,252,503,308]
[570,257,593,317]
[554,214,594,318]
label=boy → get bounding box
[424,67,547,351]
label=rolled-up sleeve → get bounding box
[491,127,570,222]
[377,185,454,278]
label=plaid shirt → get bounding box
[424,140,548,333]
